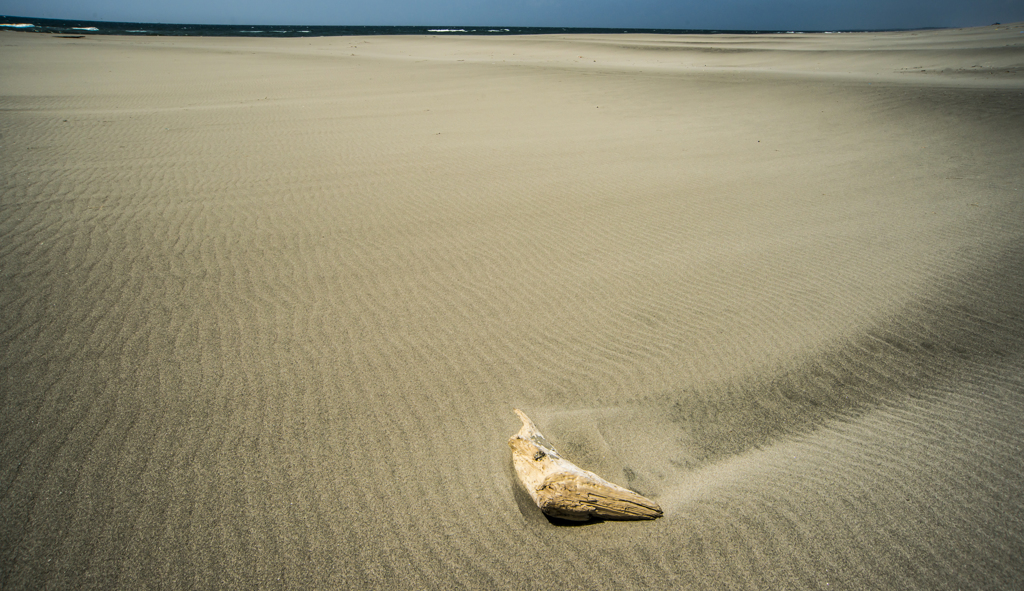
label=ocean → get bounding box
[0,14,867,37]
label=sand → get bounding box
[1,24,1023,589]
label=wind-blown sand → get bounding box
[1,24,1023,589]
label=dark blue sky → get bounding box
[3,0,1022,30]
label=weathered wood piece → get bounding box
[508,409,663,521]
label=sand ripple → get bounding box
[2,26,1023,589]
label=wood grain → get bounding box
[509,409,663,521]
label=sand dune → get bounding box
[1,23,1023,589]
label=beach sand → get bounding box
[1,24,1023,589]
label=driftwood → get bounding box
[508,409,663,521]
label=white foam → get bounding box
[428,29,467,33]
[0,23,34,28]
[72,27,99,31]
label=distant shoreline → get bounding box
[0,14,941,37]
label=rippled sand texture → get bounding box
[2,24,1023,589]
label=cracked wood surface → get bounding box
[509,409,663,521]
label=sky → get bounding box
[2,0,1023,30]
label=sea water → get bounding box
[0,15,884,37]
